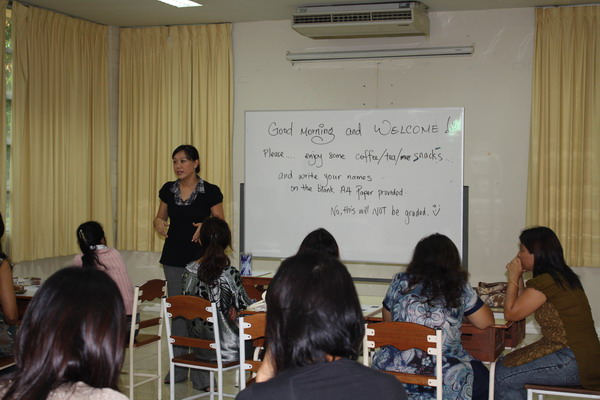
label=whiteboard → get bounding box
[244,108,464,264]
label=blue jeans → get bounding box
[494,347,580,400]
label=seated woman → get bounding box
[372,233,494,400]
[182,217,252,391]
[0,213,17,360]
[0,267,127,399]
[495,226,600,399]
[297,227,340,258]
[236,252,407,400]
[73,221,136,333]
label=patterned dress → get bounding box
[371,273,484,400]
[182,263,252,362]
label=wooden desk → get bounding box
[15,287,38,320]
[242,275,272,301]
[461,321,510,363]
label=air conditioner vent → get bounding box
[292,2,429,39]
[372,10,413,21]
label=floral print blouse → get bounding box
[371,272,485,400]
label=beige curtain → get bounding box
[0,0,7,217]
[118,24,232,252]
[527,6,600,266]
[11,3,111,261]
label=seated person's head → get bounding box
[265,252,363,373]
[76,220,106,250]
[199,216,231,250]
[3,267,125,398]
[297,228,340,259]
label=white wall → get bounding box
[230,8,600,330]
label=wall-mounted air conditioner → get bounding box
[292,1,429,39]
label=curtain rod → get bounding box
[539,2,600,8]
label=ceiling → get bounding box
[21,0,599,27]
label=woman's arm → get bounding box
[503,257,546,321]
[382,307,392,322]
[466,303,494,329]
[210,203,224,219]
[153,200,169,237]
[0,260,18,324]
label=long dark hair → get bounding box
[519,226,582,290]
[297,228,340,259]
[0,213,9,261]
[76,221,107,269]
[0,267,126,399]
[172,144,200,174]
[197,217,231,286]
[265,253,364,374]
[405,233,468,309]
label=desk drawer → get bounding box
[461,325,504,362]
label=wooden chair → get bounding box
[525,384,600,399]
[124,279,166,400]
[363,321,443,400]
[163,295,238,400]
[238,312,266,389]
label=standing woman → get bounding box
[371,233,494,400]
[0,213,17,359]
[495,226,600,399]
[154,144,224,382]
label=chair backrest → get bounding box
[239,312,267,389]
[129,279,166,345]
[363,321,443,400]
[163,295,225,366]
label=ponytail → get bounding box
[196,217,231,286]
[76,222,107,270]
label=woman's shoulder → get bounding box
[200,180,223,198]
[185,261,201,274]
[13,382,128,400]
[159,181,177,196]
[527,273,555,290]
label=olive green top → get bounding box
[518,273,600,389]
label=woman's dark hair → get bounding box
[172,144,200,174]
[76,221,106,270]
[265,253,364,373]
[197,217,231,286]
[297,228,340,259]
[0,212,7,259]
[1,267,126,399]
[519,226,582,290]
[405,233,468,309]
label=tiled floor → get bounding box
[120,338,240,399]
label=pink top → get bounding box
[72,248,135,315]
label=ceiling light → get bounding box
[286,46,474,63]
[157,0,203,8]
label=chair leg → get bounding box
[488,361,496,400]
[157,340,162,400]
[170,363,175,400]
[129,347,134,400]
[217,369,223,400]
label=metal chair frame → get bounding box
[163,295,238,400]
[124,279,166,400]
